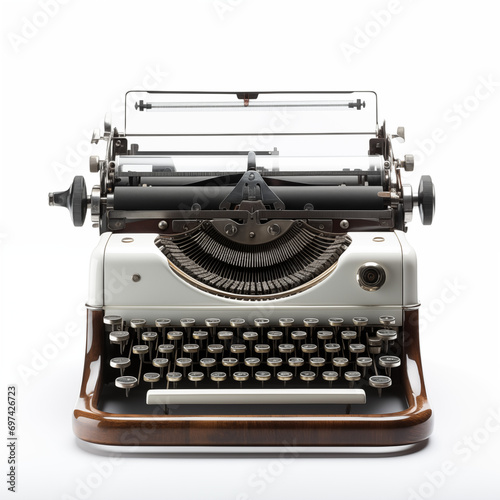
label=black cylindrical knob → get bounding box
[48,176,88,226]
[418,175,435,225]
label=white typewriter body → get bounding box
[49,91,435,447]
[89,230,418,325]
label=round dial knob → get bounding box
[48,176,88,226]
[417,175,435,225]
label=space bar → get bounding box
[146,388,366,405]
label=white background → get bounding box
[1,1,499,499]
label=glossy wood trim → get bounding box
[73,309,432,447]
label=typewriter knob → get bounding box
[402,154,414,171]
[417,175,435,225]
[48,175,88,227]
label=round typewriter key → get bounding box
[158,344,175,358]
[291,331,307,342]
[352,317,368,327]
[211,371,227,388]
[303,318,319,340]
[317,331,333,349]
[341,330,356,352]
[310,357,325,375]
[155,318,171,343]
[352,317,368,344]
[345,370,361,388]
[341,330,357,341]
[110,357,131,377]
[376,329,398,353]
[153,357,169,377]
[254,318,270,327]
[349,343,365,362]
[142,331,158,359]
[255,370,271,387]
[328,317,344,327]
[301,344,318,362]
[130,318,146,328]
[153,357,169,368]
[291,330,307,351]
[218,330,233,349]
[243,331,258,353]
[167,371,182,387]
[181,318,196,342]
[356,356,373,377]
[208,344,224,361]
[277,370,293,386]
[230,318,245,328]
[243,331,258,341]
[254,344,270,362]
[233,371,249,387]
[155,318,171,327]
[379,315,396,327]
[379,355,401,377]
[200,357,216,377]
[301,344,318,354]
[254,318,270,342]
[231,343,247,362]
[192,330,208,345]
[267,331,282,355]
[109,330,129,343]
[230,318,245,338]
[133,344,148,364]
[222,357,238,376]
[300,370,316,385]
[349,343,365,353]
[181,318,196,327]
[205,318,220,327]
[109,331,129,354]
[192,330,208,339]
[183,344,200,357]
[144,372,160,388]
[130,318,147,342]
[244,357,260,376]
[324,343,341,360]
[188,371,204,387]
[369,375,392,397]
[333,356,349,376]
[231,344,247,354]
[267,357,283,376]
[289,357,304,377]
[291,331,307,352]
[133,344,148,354]
[278,343,295,362]
[322,370,339,387]
[176,357,192,376]
[303,318,319,327]
[279,318,294,342]
[244,357,261,366]
[205,318,220,341]
[328,318,344,340]
[115,375,137,397]
[142,331,157,341]
[168,331,183,348]
[104,315,122,330]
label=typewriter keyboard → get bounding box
[102,315,404,413]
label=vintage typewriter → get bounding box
[49,91,435,447]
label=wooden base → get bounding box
[73,309,433,447]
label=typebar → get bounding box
[146,388,366,405]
